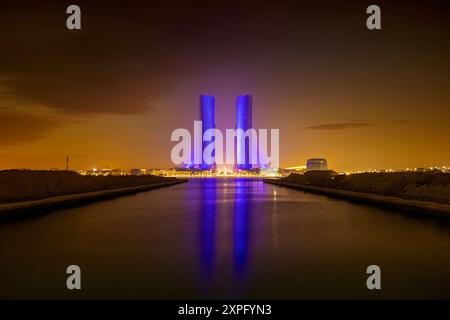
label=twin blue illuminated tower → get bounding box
[200,95,216,170]
[235,95,253,170]
[198,94,253,170]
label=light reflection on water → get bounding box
[199,179,216,278]
[1,178,450,299]
[233,179,250,278]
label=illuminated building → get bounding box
[306,158,328,171]
[130,168,142,175]
[236,94,253,170]
[200,94,215,170]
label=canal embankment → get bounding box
[0,170,187,215]
[264,171,450,217]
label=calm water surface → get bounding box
[1,178,450,299]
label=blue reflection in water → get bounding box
[199,179,217,278]
[233,179,251,277]
[197,178,252,288]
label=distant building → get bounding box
[130,168,141,176]
[283,165,307,174]
[306,158,328,171]
[111,169,123,176]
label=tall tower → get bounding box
[199,94,215,170]
[236,94,253,170]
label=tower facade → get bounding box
[236,94,253,170]
[200,94,215,170]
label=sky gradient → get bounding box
[0,0,449,171]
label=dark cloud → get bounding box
[0,1,417,115]
[0,0,448,118]
[0,1,195,115]
[305,121,374,130]
[3,1,310,115]
[305,119,412,130]
[0,108,65,146]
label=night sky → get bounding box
[0,0,449,171]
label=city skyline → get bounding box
[0,1,449,171]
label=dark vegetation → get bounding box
[0,170,176,204]
[282,171,450,204]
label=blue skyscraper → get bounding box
[236,94,253,170]
[200,94,215,170]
